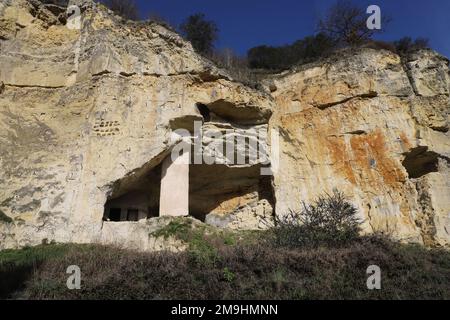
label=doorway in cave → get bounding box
[103,157,275,222]
[103,159,275,222]
[103,163,162,222]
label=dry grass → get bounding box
[1,231,449,300]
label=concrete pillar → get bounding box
[159,150,189,216]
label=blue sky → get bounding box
[135,0,450,58]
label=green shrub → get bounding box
[150,218,194,240]
[270,190,362,248]
[186,228,219,266]
[180,13,218,55]
[222,267,235,282]
[151,218,220,266]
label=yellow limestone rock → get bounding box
[0,1,449,250]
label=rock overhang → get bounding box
[0,0,449,249]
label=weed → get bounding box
[223,267,235,282]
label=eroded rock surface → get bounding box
[0,0,273,249]
[267,48,450,246]
[0,0,449,249]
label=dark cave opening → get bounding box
[103,160,275,223]
[196,103,211,122]
[402,147,439,179]
[103,164,162,222]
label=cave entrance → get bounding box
[109,208,122,222]
[402,147,439,179]
[103,163,162,222]
[103,149,190,222]
[103,140,275,223]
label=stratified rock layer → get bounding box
[267,48,450,246]
[0,0,449,249]
[0,0,273,249]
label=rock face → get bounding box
[267,48,450,246]
[0,0,449,249]
[0,0,274,249]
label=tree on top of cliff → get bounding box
[247,33,336,70]
[102,0,139,21]
[318,0,388,46]
[394,37,430,55]
[180,13,219,55]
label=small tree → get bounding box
[318,0,388,46]
[394,37,430,55]
[270,190,362,247]
[103,0,139,21]
[247,33,336,70]
[292,33,336,62]
[180,13,218,55]
[247,45,285,70]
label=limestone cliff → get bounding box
[0,0,449,249]
[267,48,450,246]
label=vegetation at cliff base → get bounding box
[1,236,449,300]
[2,194,449,300]
[0,244,78,298]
